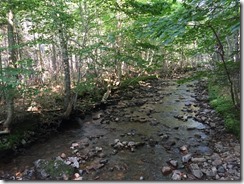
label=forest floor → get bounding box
[0,75,241,181]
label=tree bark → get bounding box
[208,24,237,108]
[51,42,57,80]
[2,9,16,131]
[59,28,72,117]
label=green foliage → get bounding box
[177,70,209,84]
[208,81,240,138]
[0,133,22,150]
[120,75,157,89]
[74,80,96,96]
[74,77,105,102]
[39,159,74,179]
[121,0,172,16]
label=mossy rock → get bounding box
[34,159,74,180]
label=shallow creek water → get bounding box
[0,79,213,180]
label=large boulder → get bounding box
[33,159,74,180]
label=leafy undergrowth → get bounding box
[208,82,240,139]
[176,70,209,84]
[119,75,158,89]
[0,113,39,150]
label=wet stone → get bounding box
[202,168,215,177]
[189,163,203,179]
[168,159,178,168]
[171,170,182,180]
[21,139,27,145]
[114,139,120,144]
[201,116,207,122]
[162,166,172,176]
[217,165,225,173]
[160,134,169,141]
[182,154,192,163]
[211,153,221,160]
[99,159,108,164]
[98,153,106,158]
[128,141,136,147]
[72,149,79,154]
[191,157,206,163]
[210,123,216,128]
[180,145,188,153]
[212,159,222,166]
[95,147,103,152]
[60,153,66,159]
[185,102,191,106]
[71,143,79,148]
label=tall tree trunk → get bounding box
[51,42,57,81]
[234,30,240,62]
[1,9,17,133]
[59,28,72,118]
[0,50,3,102]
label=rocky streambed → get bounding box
[0,78,240,181]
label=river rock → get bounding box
[114,139,120,144]
[113,142,123,149]
[182,153,192,163]
[180,145,188,153]
[21,139,27,145]
[60,153,66,159]
[160,134,169,141]
[73,173,82,180]
[214,142,224,153]
[162,166,172,176]
[217,165,225,173]
[167,159,178,168]
[189,163,203,179]
[93,112,103,120]
[171,170,182,180]
[185,102,191,106]
[191,157,206,163]
[67,157,80,168]
[127,141,135,147]
[201,116,207,122]
[95,147,103,152]
[99,159,108,164]
[21,168,35,180]
[71,143,79,149]
[212,159,222,166]
[210,123,216,128]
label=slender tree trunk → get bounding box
[2,10,17,132]
[59,28,72,117]
[51,42,57,81]
[0,51,3,102]
[234,30,240,62]
[209,25,237,108]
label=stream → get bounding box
[0,78,240,180]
